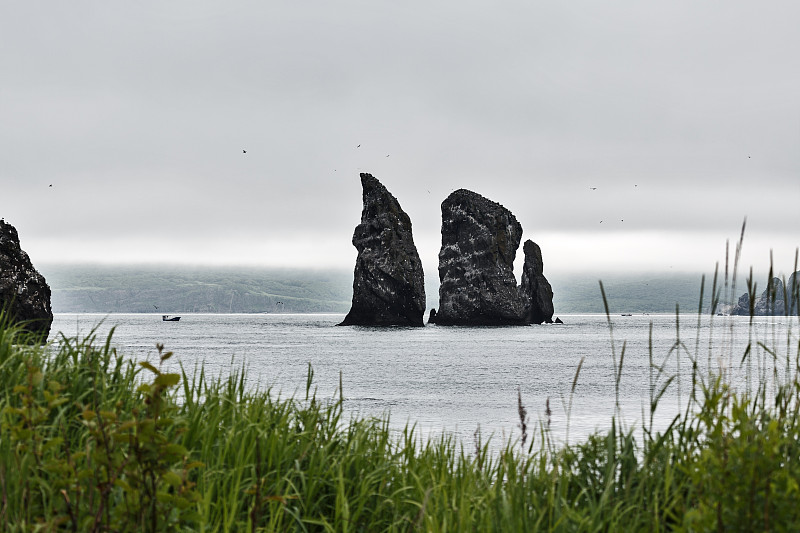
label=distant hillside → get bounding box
[42,265,353,314]
[549,273,715,314]
[40,264,735,315]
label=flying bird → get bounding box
[357,144,361,148]
[242,149,247,154]
[589,187,597,190]
[386,154,390,157]
[49,184,53,187]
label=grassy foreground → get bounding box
[1,299,800,532]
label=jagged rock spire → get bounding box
[339,173,426,326]
[520,240,554,324]
[0,219,53,339]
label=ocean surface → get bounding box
[49,313,798,449]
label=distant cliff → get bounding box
[731,272,800,316]
[340,173,426,326]
[0,219,53,338]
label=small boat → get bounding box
[162,315,181,322]
[620,313,633,317]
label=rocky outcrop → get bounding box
[0,219,53,339]
[427,308,438,324]
[790,271,800,315]
[520,240,554,324]
[732,291,752,316]
[435,189,554,326]
[339,174,426,326]
[436,190,525,325]
[731,272,800,316]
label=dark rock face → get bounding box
[520,240,554,324]
[731,273,800,316]
[732,291,752,316]
[428,308,438,324]
[436,189,525,325]
[0,220,53,338]
[339,174,426,326]
[790,271,800,315]
[436,189,554,326]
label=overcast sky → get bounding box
[2,1,798,279]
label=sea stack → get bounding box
[436,189,554,326]
[731,272,800,316]
[436,189,526,325]
[0,219,53,339]
[339,173,426,326]
[520,240,554,324]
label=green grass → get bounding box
[1,260,800,531]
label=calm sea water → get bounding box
[49,313,798,448]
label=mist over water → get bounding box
[50,313,798,449]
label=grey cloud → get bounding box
[1,1,798,270]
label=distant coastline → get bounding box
[39,264,745,315]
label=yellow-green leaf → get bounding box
[139,361,161,375]
[42,437,64,454]
[162,471,182,488]
[48,398,68,409]
[118,420,136,432]
[154,373,180,388]
[163,443,187,457]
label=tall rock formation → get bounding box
[731,272,800,316]
[436,189,553,326]
[790,271,800,315]
[0,219,53,339]
[339,174,426,326]
[520,240,555,324]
